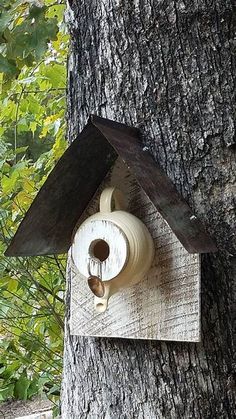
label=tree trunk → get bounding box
[61,1,236,417]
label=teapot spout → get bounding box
[94,296,109,313]
[94,282,114,313]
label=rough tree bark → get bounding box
[61,1,236,417]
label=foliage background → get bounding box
[0,0,68,413]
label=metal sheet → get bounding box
[5,115,216,256]
[5,122,117,256]
[92,116,217,254]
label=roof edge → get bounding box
[91,116,217,254]
[5,115,217,257]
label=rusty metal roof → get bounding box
[5,115,217,256]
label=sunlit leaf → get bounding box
[30,121,37,134]
[1,171,19,194]
[41,63,66,88]
[8,278,18,292]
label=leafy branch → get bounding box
[0,0,68,408]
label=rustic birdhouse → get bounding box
[72,186,155,313]
[6,115,216,342]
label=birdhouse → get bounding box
[72,186,155,313]
[6,115,216,342]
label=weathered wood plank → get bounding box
[70,159,200,342]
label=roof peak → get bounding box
[5,115,216,256]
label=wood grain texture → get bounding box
[69,159,200,342]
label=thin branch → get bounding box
[54,255,66,281]
[0,230,65,305]
[8,87,65,99]
[1,322,63,360]
[0,313,52,320]
[14,88,25,162]
[1,325,62,374]
[0,288,43,312]
[0,258,62,310]
[18,264,64,328]
[24,260,65,303]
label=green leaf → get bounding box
[0,366,6,376]
[0,54,17,75]
[29,5,46,19]
[14,373,30,400]
[27,378,39,399]
[0,384,14,402]
[30,121,37,135]
[15,146,29,155]
[29,18,58,60]
[8,278,18,292]
[46,4,65,21]
[0,11,12,33]
[47,383,60,396]
[1,171,19,194]
[41,62,66,88]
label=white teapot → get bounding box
[71,187,154,312]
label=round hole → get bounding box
[96,303,106,313]
[89,239,110,262]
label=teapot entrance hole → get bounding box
[89,239,110,262]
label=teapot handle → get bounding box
[99,187,125,213]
